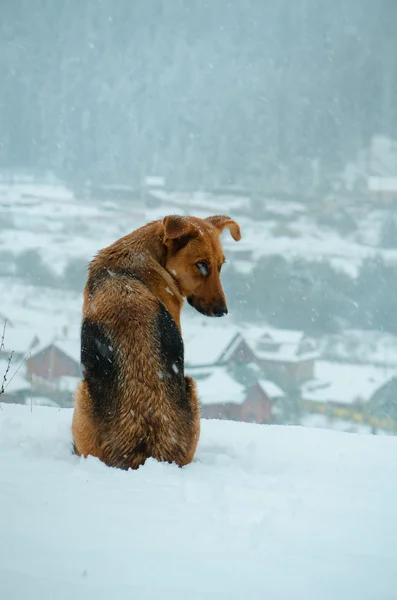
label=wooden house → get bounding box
[244,328,318,388]
[368,177,397,203]
[185,328,255,370]
[28,339,81,381]
[195,367,284,425]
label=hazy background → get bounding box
[1,0,397,192]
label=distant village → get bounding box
[1,308,397,437]
[1,138,397,437]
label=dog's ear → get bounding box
[162,215,199,246]
[205,215,241,241]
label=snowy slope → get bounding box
[0,405,396,600]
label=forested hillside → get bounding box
[1,0,397,191]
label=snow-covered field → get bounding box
[2,185,397,280]
[1,404,396,600]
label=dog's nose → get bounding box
[213,305,228,317]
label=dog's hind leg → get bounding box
[180,376,201,466]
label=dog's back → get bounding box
[73,272,199,470]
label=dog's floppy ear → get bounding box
[205,215,241,241]
[162,215,199,245]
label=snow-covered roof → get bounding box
[185,327,242,367]
[243,326,304,348]
[257,379,285,399]
[143,176,165,187]
[242,326,317,363]
[301,361,394,405]
[31,338,80,364]
[368,176,397,193]
[255,346,318,363]
[196,367,246,406]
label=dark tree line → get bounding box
[224,255,397,335]
[1,0,397,192]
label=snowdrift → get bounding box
[1,404,396,600]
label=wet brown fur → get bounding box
[72,215,241,470]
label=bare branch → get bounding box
[0,320,15,408]
[0,351,14,396]
[0,319,7,353]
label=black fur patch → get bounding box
[156,303,188,407]
[81,319,119,420]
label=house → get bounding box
[244,328,318,388]
[143,175,166,189]
[196,367,246,421]
[242,379,285,424]
[368,176,397,203]
[185,328,255,370]
[28,338,81,381]
[300,361,396,431]
[369,377,397,423]
[194,366,284,424]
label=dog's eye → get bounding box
[196,261,209,276]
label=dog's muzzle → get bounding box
[187,295,228,317]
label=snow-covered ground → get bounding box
[1,404,396,600]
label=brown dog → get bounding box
[72,214,241,470]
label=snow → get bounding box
[185,327,240,366]
[257,378,285,399]
[0,326,39,355]
[320,329,397,367]
[302,361,393,405]
[195,367,246,405]
[58,375,81,393]
[244,326,318,363]
[0,404,396,600]
[300,413,374,435]
[0,280,82,347]
[368,176,397,192]
[0,358,29,394]
[148,189,251,214]
[143,175,165,187]
[3,184,397,287]
[0,182,74,202]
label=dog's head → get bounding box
[162,214,241,317]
